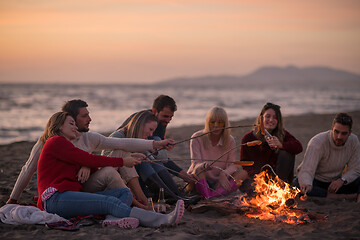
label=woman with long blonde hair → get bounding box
[103,110,189,204]
[187,106,248,199]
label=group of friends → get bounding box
[5,95,360,229]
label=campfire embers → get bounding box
[190,169,327,224]
[235,171,313,224]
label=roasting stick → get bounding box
[179,140,261,193]
[143,124,254,161]
[151,157,255,166]
[143,158,224,197]
[105,124,254,164]
[143,140,260,198]
[143,140,260,181]
[174,124,255,145]
[144,139,260,168]
[111,125,255,198]
[194,140,261,177]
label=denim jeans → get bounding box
[46,188,133,219]
[135,160,166,181]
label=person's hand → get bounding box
[218,172,232,191]
[123,153,144,167]
[266,136,283,150]
[300,184,312,195]
[328,178,344,193]
[178,170,199,183]
[6,198,18,205]
[153,139,176,150]
[77,166,91,183]
[194,162,211,175]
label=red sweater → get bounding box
[240,130,303,177]
[37,136,124,210]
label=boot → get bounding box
[210,179,238,198]
[195,179,212,199]
[129,200,184,228]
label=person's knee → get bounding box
[277,150,295,163]
[123,188,133,202]
[232,168,248,181]
[100,167,119,178]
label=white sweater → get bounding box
[297,130,360,187]
[10,131,154,201]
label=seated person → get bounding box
[103,110,188,203]
[118,95,197,185]
[240,102,303,184]
[187,106,248,199]
[294,113,360,203]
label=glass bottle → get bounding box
[147,197,155,212]
[157,188,166,213]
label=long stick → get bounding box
[174,124,254,145]
[195,142,244,176]
[180,140,261,191]
[145,140,260,167]
[144,124,255,161]
[150,158,254,166]
[145,158,225,197]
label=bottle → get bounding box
[157,188,166,213]
[147,197,155,212]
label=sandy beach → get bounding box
[1,111,359,240]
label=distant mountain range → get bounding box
[155,65,360,87]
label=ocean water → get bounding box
[1,83,359,145]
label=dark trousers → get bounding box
[293,177,360,197]
[275,150,295,184]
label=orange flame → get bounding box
[237,171,307,224]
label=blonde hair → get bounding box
[123,110,158,139]
[40,112,70,145]
[202,106,231,149]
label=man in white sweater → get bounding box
[6,99,174,205]
[295,113,360,203]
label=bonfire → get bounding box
[191,167,326,224]
[235,170,309,224]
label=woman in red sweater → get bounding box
[240,102,303,184]
[37,112,184,228]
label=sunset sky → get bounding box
[1,0,359,84]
